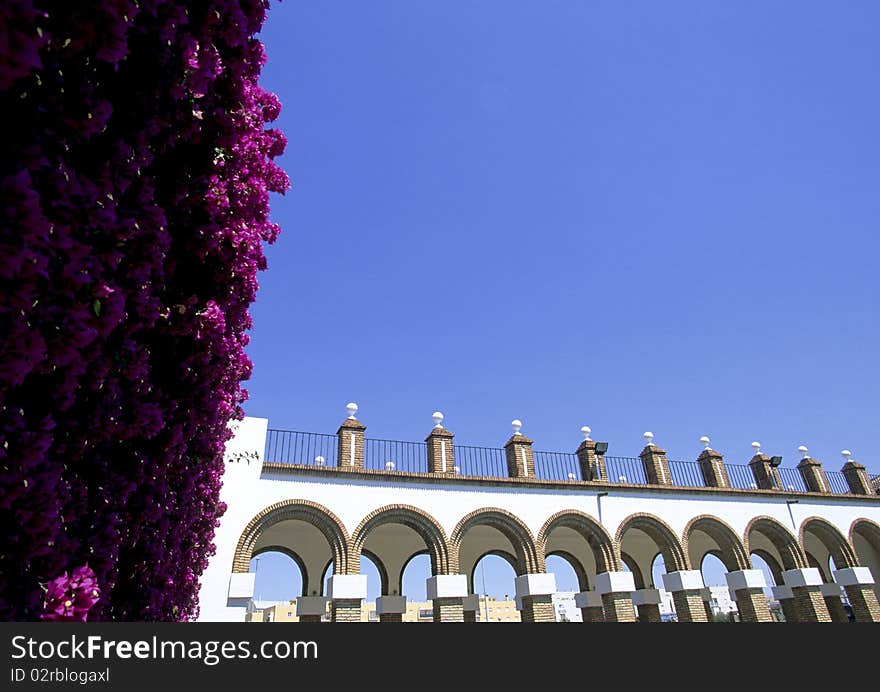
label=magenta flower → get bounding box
[41,566,101,622]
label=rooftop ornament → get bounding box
[700,435,711,451]
[432,411,445,429]
[581,426,592,442]
[643,431,654,447]
[798,445,809,459]
[511,419,523,436]
[346,402,358,419]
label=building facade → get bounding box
[198,409,880,624]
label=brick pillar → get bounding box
[596,571,637,622]
[327,575,367,623]
[336,409,366,469]
[783,569,831,622]
[432,598,464,622]
[576,591,606,622]
[633,589,662,623]
[462,594,479,623]
[330,599,362,622]
[700,588,715,621]
[841,459,874,495]
[296,596,327,623]
[772,587,798,622]
[515,574,556,623]
[726,570,772,623]
[576,438,607,482]
[835,567,880,622]
[698,448,730,488]
[427,574,468,622]
[426,420,455,475]
[663,571,708,622]
[376,595,406,623]
[820,584,849,623]
[504,424,535,478]
[797,456,830,494]
[520,595,555,622]
[639,442,673,486]
[749,453,782,490]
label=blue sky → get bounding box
[245,2,879,602]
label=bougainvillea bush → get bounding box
[0,1,288,620]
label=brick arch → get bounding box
[397,549,429,596]
[252,545,310,597]
[850,517,880,549]
[350,504,451,576]
[450,508,541,575]
[468,549,519,594]
[232,500,349,574]
[799,517,859,571]
[683,515,750,573]
[537,510,618,574]
[743,516,807,571]
[620,551,646,590]
[750,548,784,586]
[362,548,390,595]
[615,513,689,572]
[546,550,590,591]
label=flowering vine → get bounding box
[0,1,288,620]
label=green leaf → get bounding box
[92,299,102,317]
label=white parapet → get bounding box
[662,570,705,593]
[296,596,328,617]
[462,594,480,612]
[426,574,468,600]
[833,567,875,587]
[771,585,793,601]
[327,574,368,600]
[595,571,636,596]
[820,583,843,598]
[726,569,767,592]
[227,573,256,600]
[376,595,406,615]
[782,568,823,589]
[514,573,557,598]
[632,588,662,606]
[575,591,604,609]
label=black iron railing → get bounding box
[262,429,870,495]
[264,429,338,466]
[455,445,506,477]
[668,460,704,488]
[364,438,427,473]
[604,457,648,485]
[533,451,581,481]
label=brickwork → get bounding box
[575,440,607,482]
[426,427,455,475]
[331,599,362,622]
[697,449,730,488]
[298,614,321,623]
[841,461,873,495]
[582,606,605,623]
[520,595,555,622]
[637,603,661,623]
[844,584,880,623]
[601,593,636,622]
[823,595,849,623]
[702,598,714,622]
[337,418,366,469]
[779,598,797,623]
[748,454,782,490]
[790,586,831,622]
[640,445,673,486]
[734,588,772,623]
[432,597,464,622]
[672,590,708,622]
[463,610,477,622]
[504,434,535,478]
[379,612,402,623]
[797,457,830,494]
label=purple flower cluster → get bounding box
[41,565,101,622]
[0,1,288,620]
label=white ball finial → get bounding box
[314,455,325,466]
[798,445,809,458]
[643,431,654,446]
[841,449,852,462]
[453,465,460,474]
[385,461,395,471]
[346,402,358,419]
[511,419,523,435]
[567,472,576,480]
[751,441,761,455]
[581,425,592,441]
[432,411,445,429]
[700,435,711,450]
